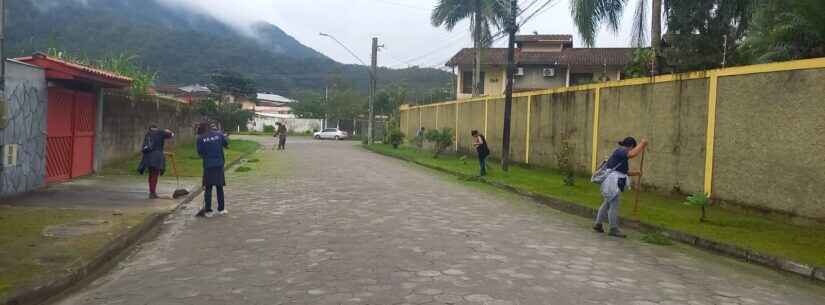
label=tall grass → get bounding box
[46,48,157,96]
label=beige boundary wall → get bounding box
[400,58,825,219]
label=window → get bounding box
[461,71,485,94]
[570,73,594,85]
[324,129,337,132]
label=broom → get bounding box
[166,151,190,199]
[633,151,646,218]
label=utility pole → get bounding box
[501,0,518,171]
[323,86,329,130]
[0,0,6,91]
[369,37,379,144]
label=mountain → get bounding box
[7,0,453,97]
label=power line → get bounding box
[519,0,560,27]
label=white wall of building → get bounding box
[249,113,323,134]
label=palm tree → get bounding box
[570,0,663,72]
[432,0,508,97]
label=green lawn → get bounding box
[102,139,260,177]
[366,144,825,267]
[0,207,147,300]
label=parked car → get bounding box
[313,128,349,140]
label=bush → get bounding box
[556,137,576,186]
[388,129,405,149]
[684,193,710,222]
[424,128,454,158]
[263,125,275,133]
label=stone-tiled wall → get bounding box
[0,60,48,197]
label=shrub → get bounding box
[263,125,275,133]
[556,137,576,186]
[424,128,454,158]
[684,193,710,222]
[388,129,405,149]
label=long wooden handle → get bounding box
[633,151,646,218]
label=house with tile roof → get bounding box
[446,34,634,99]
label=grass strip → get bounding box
[102,139,260,177]
[366,144,825,267]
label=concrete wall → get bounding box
[713,69,825,217]
[401,60,825,219]
[0,60,48,197]
[249,114,322,133]
[99,91,200,166]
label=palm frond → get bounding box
[570,0,627,47]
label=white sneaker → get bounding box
[204,211,216,218]
[218,210,228,216]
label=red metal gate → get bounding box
[46,88,96,182]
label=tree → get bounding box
[741,0,825,63]
[432,0,508,97]
[196,99,254,132]
[663,0,753,72]
[290,90,326,119]
[570,0,663,71]
[207,70,257,103]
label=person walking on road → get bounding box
[195,122,229,218]
[472,130,490,177]
[138,125,175,199]
[274,122,288,151]
[593,137,648,238]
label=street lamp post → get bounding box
[319,33,379,144]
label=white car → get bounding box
[313,128,349,140]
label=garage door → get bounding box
[46,88,97,182]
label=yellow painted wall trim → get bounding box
[455,102,459,151]
[435,104,439,128]
[402,57,825,111]
[484,99,489,136]
[704,73,720,196]
[590,88,602,173]
[525,95,532,164]
[418,107,422,130]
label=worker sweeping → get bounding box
[592,137,648,238]
[137,125,175,199]
[195,122,229,218]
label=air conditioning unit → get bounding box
[542,68,556,77]
[2,144,18,167]
[515,67,525,77]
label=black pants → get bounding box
[479,155,488,176]
[278,136,287,150]
[204,185,225,212]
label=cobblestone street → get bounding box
[55,137,825,305]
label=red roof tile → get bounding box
[15,53,133,88]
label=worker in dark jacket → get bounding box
[138,125,174,199]
[195,122,229,218]
[274,122,288,151]
[472,130,490,176]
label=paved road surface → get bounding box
[55,137,825,305]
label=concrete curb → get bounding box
[365,146,825,285]
[2,151,256,305]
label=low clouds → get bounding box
[153,0,638,67]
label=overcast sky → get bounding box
[161,0,642,69]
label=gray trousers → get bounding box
[595,193,621,230]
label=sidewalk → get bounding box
[0,174,199,305]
